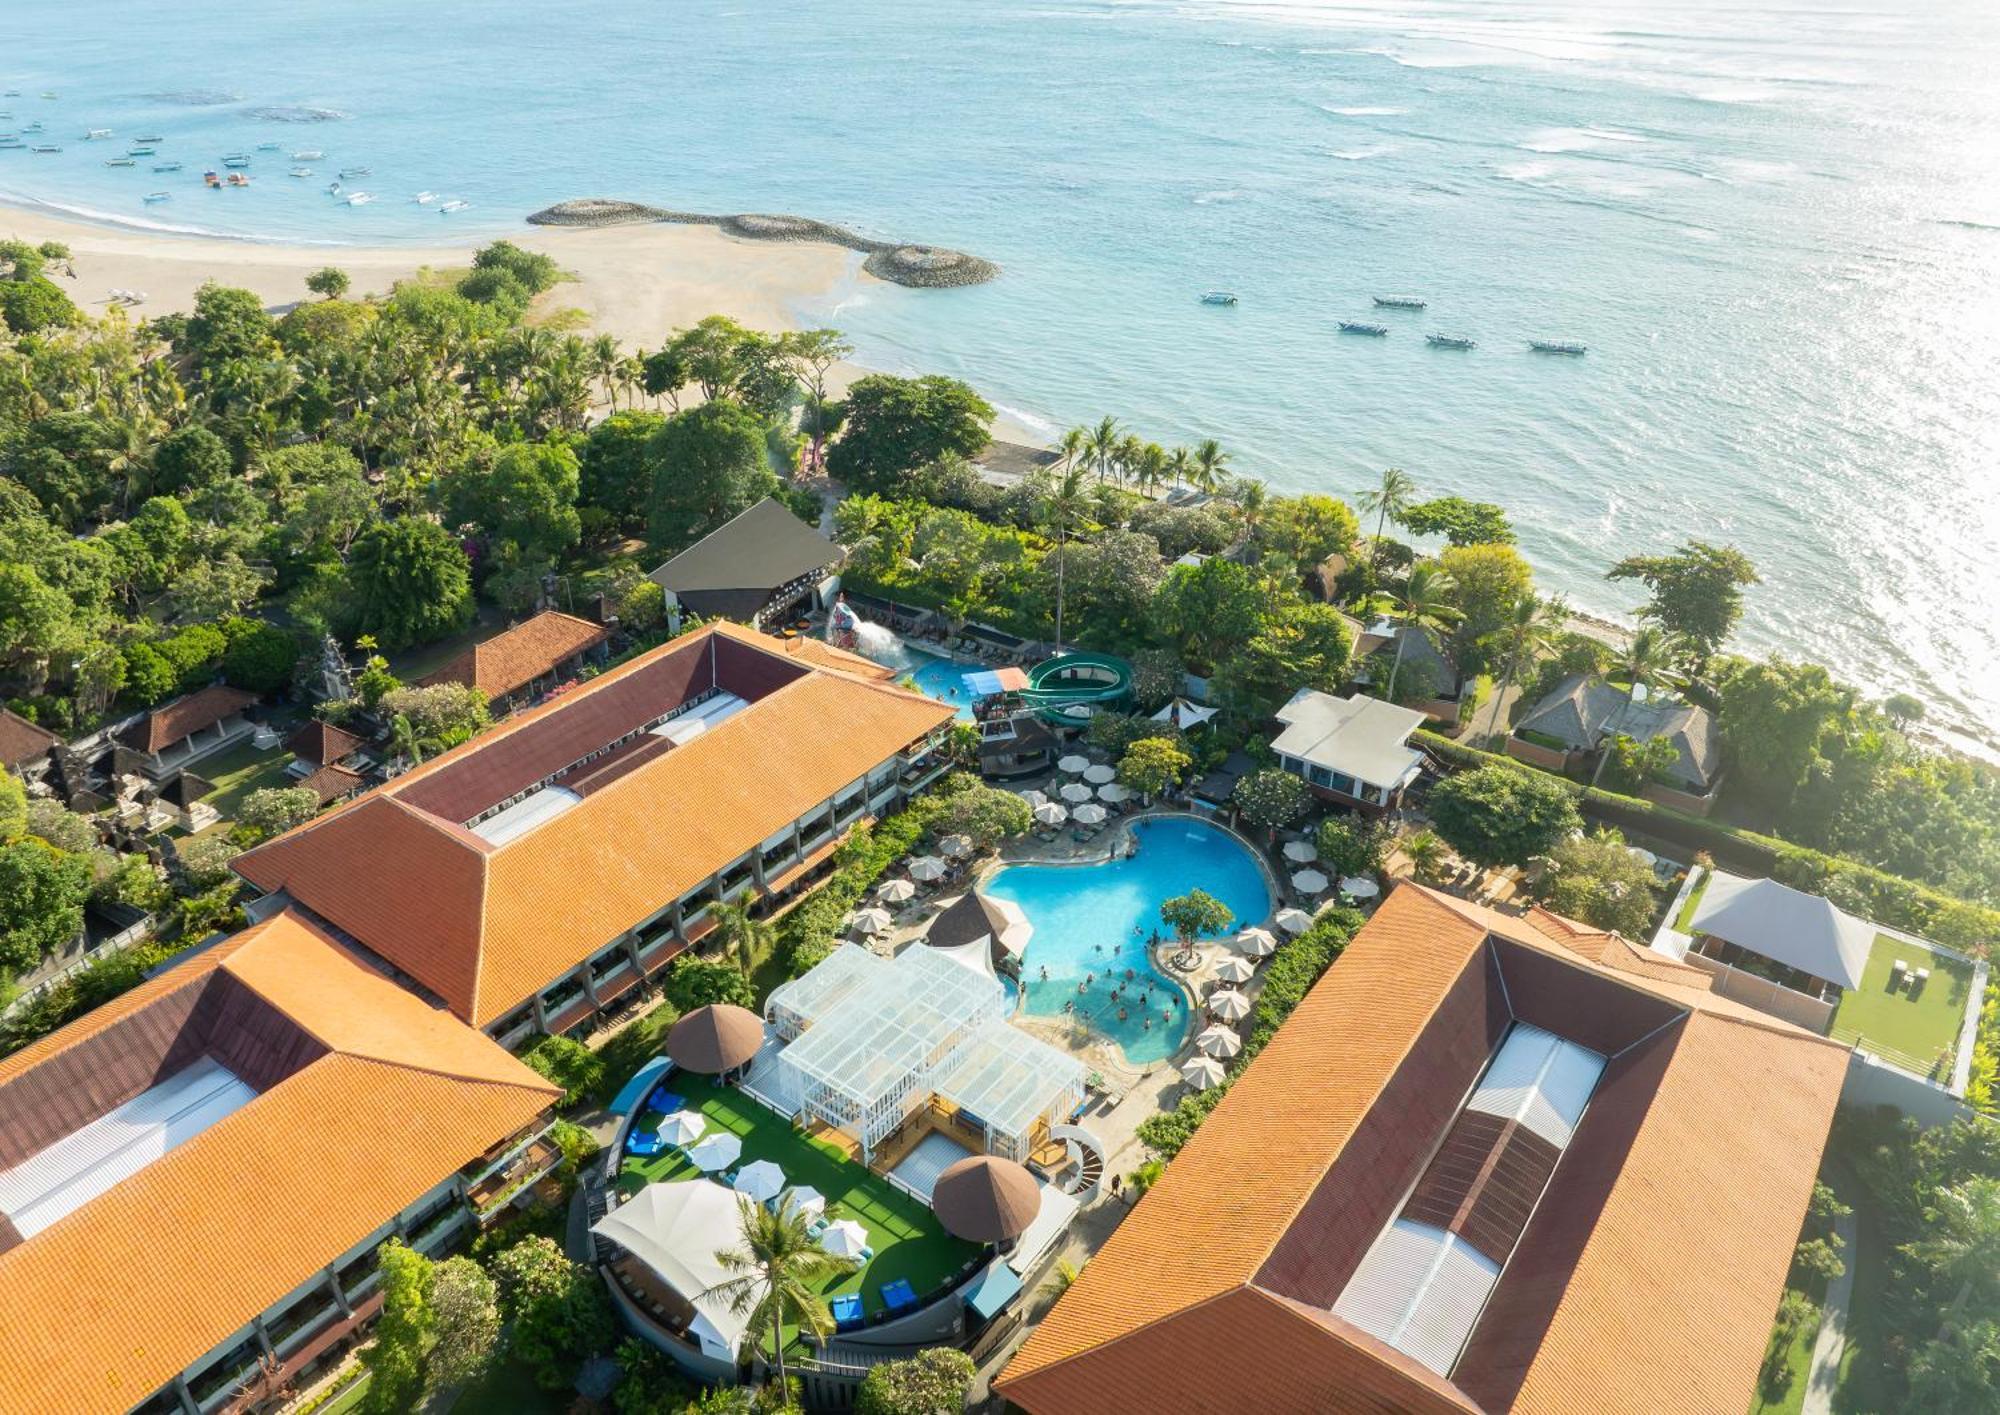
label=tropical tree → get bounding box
[1906,1176,2000,1333]
[1532,828,1658,937]
[490,1236,616,1391]
[1160,888,1235,969]
[1427,764,1582,870]
[1380,562,1462,703]
[1189,438,1230,494]
[1356,467,1416,569]
[360,1241,434,1414]
[1480,593,1567,745]
[710,899,775,975]
[1588,626,1685,788]
[1117,737,1192,803]
[1231,767,1311,842]
[1607,541,1758,667]
[709,1199,857,1397]
[1906,1320,2000,1412]
[1037,462,1094,653]
[1084,416,1122,485]
[387,712,445,769]
[305,267,351,301]
[1401,828,1449,884]
[854,1349,977,1415]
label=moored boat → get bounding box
[337,166,370,178]
[1339,321,1390,336]
[1425,333,1476,349]
[226,171,251,187]
[1200,290,1238,306]
[1529,339,1587,355]
[204,169,221,187]
[412,190,437,204]
[438,199,470,213]
[256,141,282,151]
[289,166,313,177]
[153,161,182,172]
[221,154,250,168]
[144,191,171,203]
[104,157,136,167]
[84,127,112,140]
[292,149,324,160]
[345,191,374,206]
[30,144,61,154]
[1374,295,1427,309]
[127,146,155,156]
[137,133,164,143]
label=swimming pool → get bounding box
[860,639,979,721]
[984,817,1272,1067]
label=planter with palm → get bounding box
[708,1199,858,1397]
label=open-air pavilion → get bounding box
[930,1019,1086,1163]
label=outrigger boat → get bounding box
[1425,333,1476,349]
[144,191,171,203]
[1338,321,1390,336]
[344,191,374,206]
[1200,290,1238,306]
[30,144,61,154]
[221,154,250,168]
[292,149,324,160]
[126,146,155,156]
[412,190,437,204]
[153,161,183,172]
[136,133,164,143]
[103,157,136,167]
[226,171,250,187]
[438,199,470,213]
[1529,339,1587,355]
[1373,295,1427,309]
[256,141,282,151]
[84,127,112,140]
[337,166,371,178]
[289,166,313,177]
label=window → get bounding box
[1328,772,1357,796]
[1309,765,1334,788]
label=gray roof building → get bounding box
[1513,674,1720,792]
[647,498,840,625]
[1687,871,1875,991]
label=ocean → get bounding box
[5,0,1998,749]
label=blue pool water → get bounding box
[986,818,1271,1067]
[861,640,980,721]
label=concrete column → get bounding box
[530,994,549,1033]
[577,961,601,1007]
[328,1269,353,1318]
[251,1317,275,1360]
[171,1374,200,1415]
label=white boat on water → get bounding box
[1374,295,1427,310]
[84,128,112,140]
[1200,290,1239,306]
[1529,339,1587,355]
[344,191,375,206]
[256,141,282,151]
[326,180,342,195]
[1425,333,1476,350]
[292,149,324,160]
[438,199,470,213]
[290,166,313,177]
[144,191,170,203]
[412,190,437,204]
[337,166,370,178]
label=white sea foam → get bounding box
[1323,105,1405,116]
[1519,126,1650,153]
[1193,188,1244,204]
[1332,146,1390,161]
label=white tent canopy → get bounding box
[1152,697,1219,731]
[593,1180,751,1361]
[1687,870,1874,990]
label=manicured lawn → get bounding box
[616,1073,980,1329]
[184,741,294,835]
[314,1373,369,1415]
[1827,934,1974,1074]
[1673,868,1711,933]
[453,1356,572,1415]
[1747,1280,1824,1415]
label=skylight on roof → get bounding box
[1466,1023,1604,1148]
[471,785,582,845]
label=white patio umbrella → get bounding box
[1082,763,1118,785]
[908,856,948,882]
[733,1159,787,1205]
[1212,954,1255,984]
[1057,754,1090,775]
[1180,1054,1227,1090]
[1283,839,1318,863]
[851,906,893,935]
[1018,788,1050,808]
[938,834,974,859]
[658,1110,707,1146]
[1096,783,1132,804]
[1195,1024,1243,1058]
[1207,988,1251,1021]
[782,1185,826,1221]
[1275,908,1315,935]
[1033,801,1070,827]
[687,1132,743,1172]
[1340,876,1381,900]
[877,878,917,903]
[1291,869,1330,895]
[822,1218,871,1258]
[1628,846,1659,867]
[1235,927,1277,958]
[1072,803,1107,826]
[1059,782,1094,804]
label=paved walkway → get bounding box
[1802,1210,1859,1415]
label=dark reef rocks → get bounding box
[526,199,997,288]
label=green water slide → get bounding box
[1021,652,1134,725]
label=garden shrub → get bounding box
[520,1035,604,1106]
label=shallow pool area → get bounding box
[985,817,1272,1067]
[858,639,980,721]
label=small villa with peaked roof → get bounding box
[1508,673,1722,814]
[647,497,842,630]
[418,609,608,713]
[115,685,260,779]
[0,707,61,781]
[1269,688,1427,814]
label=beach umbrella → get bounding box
[1057,754,1090,775]
[909,856,948,882]
[1235,927,1277,958]
[1096,783,1132,804]
[877,878,916,903]
[1181,1055,1227,1090]
[1033,801,1070,827]
[1196,1024,1242,1057]
[1207,988,1251,1021]
[1340,876,1380,900]
[939,834,974,859]
[851,906,893,935]
[1018,789,1050,808]
[1060,782,1094,804]
[1283,839,1318,863]
[667,1004,765,1074]
[782,1185,826,1221]
[1212,954,1255,984]
[658,1110,707,1146]
[1073,803,1107,826]
[733,1159,787,1205]
[1291,869,1330,895]
[822,1218,871,1258]
[1628,846,1659,867]
[1082,763,1118,785]
[1275,908,1315,935]
[687,1132,743,1173]
[932,1156,1042,1243]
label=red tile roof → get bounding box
[285,719,364,767]
[419,610,608,702]
[997,884,1849,1415]
[116,685,258,754]
[298,762,368,804]
[236,623,952,1026]
[0,708,61,769]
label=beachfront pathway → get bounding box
[1802,1210,1859,1415]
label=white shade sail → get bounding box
[1181,1055,1227,1090]
[592,1180,750,1360]
[1207,989,1251,1021]
[687,1133,743,1172]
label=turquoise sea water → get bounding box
[5,0,1999,748]
[989,817,1271,1065]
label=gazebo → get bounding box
[930,1019,1085,1163]
[666,1004,765,1076]
[931,1155,1042,1246]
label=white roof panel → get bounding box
[1270,690,1426,789]
[1467,1023,1605,1148]
[472,785,581,845]
[1332,1220,1501,1376]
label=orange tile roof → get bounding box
[997,884,1848,1415]
[0,707,61,768]
[419,610,608,701]
[298,761,368,803]
[237,622,952,1025]
[117,685,258,754]
[285,719,364,766]
[770,634,898,681]
[0,911,556,1415]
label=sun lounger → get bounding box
[829,1293,865,1331]
[645,1088,686,1115]
[880,1277,916,1312]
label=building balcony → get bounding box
[467,1132,564,1222]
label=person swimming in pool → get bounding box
[1143,1017,1151,1031]
[1117,1007,1128,1021]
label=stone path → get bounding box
[1802,1210,1859,1415]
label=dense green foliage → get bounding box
[854,1349,978,1415]
[1427,762,1584,868]
[1531,827,1661,937]
[828,374,994,492]
[519,1034,607,1106]
[489,1236,617,1391]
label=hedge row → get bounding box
[1414,730,2000,953]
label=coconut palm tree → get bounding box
[387,712,444,771]
[1085,416,1122,485]
[709,1199,857,1398]
[1040,462,1094,654]
[1163,445,1194,492]
[710,900,775,975]
[1402,828,1449,884]
[1357,467,1417,571]
[1480,593,1568,746]
[1382,562,1461,703]
[1228,477,1269,541]
[1055,425,1088,475]
[1131,442,1168,498]
[1190,439,1230,494]
[1588,625,1685,788]
[1115,433,1147,488]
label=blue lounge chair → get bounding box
[880,1278,916,1313]
[645,1088,686,1115]
[829,1293,864,1332]
[626,1130,666,1157]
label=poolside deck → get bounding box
[617,1073,981,1326]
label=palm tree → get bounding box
[1229,477,1269,541]
[1115,433,1146,488]
[1357,467,1417,571]
[588,334,622,411]
[710,900,774,975]
[1382,562,1461,703]
[1402,828,1449,884]
[1480,594,1568,746]
[1131,442,1168,498]
[387,713,443,770]
[1190,439,1230,494]
[1055,425,1088,475]
[1163,445,1194,492]
[709,1199,857,1397]
[1588,625,1684,788]
[1040,463,1094,654]
[1906,1177,2000,1334]
[1085,416,1122,485]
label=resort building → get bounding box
[647,497,842,630]
[998,883,1850,1415]
[232,622,955,1047]
[0,908,561,1415]
[418,608,609,713]
[0,706,62,781]
[1507,674,1723,814]
[1269,688,1427,813]
[115,685,261,779]
[1349,623,1473,727]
